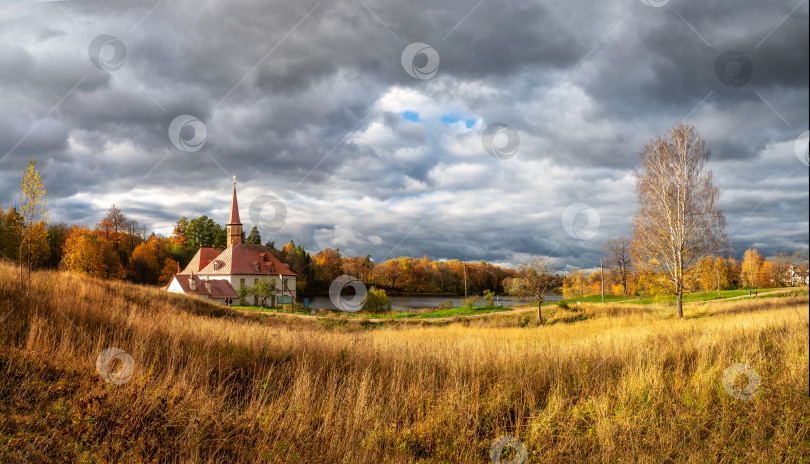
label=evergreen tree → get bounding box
[246,226,262,244]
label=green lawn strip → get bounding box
[412,306,513,319]
[756,288,808,299]
[541,287,790,307]
[232,305,311,316]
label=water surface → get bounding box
[305,294,562,311]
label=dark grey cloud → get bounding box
[0,0,806,268]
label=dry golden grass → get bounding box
[0,261,808,463]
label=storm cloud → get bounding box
[1,0,807,268]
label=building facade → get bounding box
[166,180,297,305]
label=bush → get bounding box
[463,295,478,309]
[518,314,531,327]
[482,289,495,307]
[557,300,570,310]
[362,287,391,314]
[437,300,453,311]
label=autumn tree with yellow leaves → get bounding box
[60,226,125,280]
[18,159,50,292]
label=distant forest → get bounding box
[0,204,516,298]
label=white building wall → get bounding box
[197,275,297,300]
[167,276,211,302]
[167,278,185,294]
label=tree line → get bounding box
[563,238,807,299]
[0,161,515,297]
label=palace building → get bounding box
[166,180,297,305]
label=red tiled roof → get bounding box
[228,182,241,225]
[172,275,238,299]
[178,247,219,275]
[198,243,296,276]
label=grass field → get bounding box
[1,262,808,463]
[233,304,514,319]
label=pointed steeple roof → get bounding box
[228,176,241,225]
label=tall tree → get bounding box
[741,248,765,288]
[187,215,223,249]
[0,207,22,262]
[631,123,727,318]
[19,159,50,292]
[509,257,558,323]
[246,226,262,244]
[46,223,70,268]
[61,227,124,280]
[96,204,127,258]
[603,236,632,295]
[172,217,189,247]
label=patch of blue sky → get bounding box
[401,111,421,122]
[440,114,476,128]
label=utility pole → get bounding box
[463,263,467,300]
[600,258,605,304]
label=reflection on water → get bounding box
[306,294,562,312]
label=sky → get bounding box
[0,0,807,270]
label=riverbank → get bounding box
[233,287,807,323]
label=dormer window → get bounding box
[255,262,262,272]
[213,262,219,270]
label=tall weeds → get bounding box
[0,262,807,463]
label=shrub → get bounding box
[482,289,495,307]
[437,300,453,311]
[463,295,478,309]
[557,300,570,310]
[518,314,531,327]
[362,287,391,314]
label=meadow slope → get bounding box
[0,262,808,463]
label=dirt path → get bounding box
[713,287,801,301]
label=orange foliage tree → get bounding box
[60,227,124,280]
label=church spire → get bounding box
[227,175,242,247]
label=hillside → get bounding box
[0,261,808,463]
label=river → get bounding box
[305,294,562,312]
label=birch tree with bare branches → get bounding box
[510,257,557,323]
[632,123,727,318]
[603,236,632,295]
